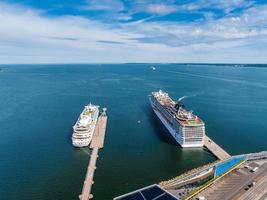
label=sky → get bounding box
[0,0,267,64]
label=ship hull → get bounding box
[72,125,96,147]
[72,105,99,147]
[150,97,204,148]
[72,137,92,147]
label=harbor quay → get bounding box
[79,109,107,200]
[114,151,267,200]
[204,135,230,161]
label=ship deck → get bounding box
[159,99,204,126]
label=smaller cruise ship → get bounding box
[72,103,99,147]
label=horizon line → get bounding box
[1,62,267,65]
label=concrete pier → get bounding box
[79,109,107,200]
[90,113,108,149]
[204,135,230,160]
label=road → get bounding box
[195,162,267,200]
[233,162,267,200]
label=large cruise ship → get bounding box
[72,103,99,147]
[149,90,205,147]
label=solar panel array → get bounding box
[114,185,178,200]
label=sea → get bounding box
[0,64,266,200]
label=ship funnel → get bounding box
[174,101,184,111]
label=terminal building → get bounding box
[114,152,267,200]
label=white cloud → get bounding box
[177,0,254,13]
[79,0,132,22]
[0,2,136,51]
[130,3,267,42]
[81,0,124,11]
[145,4,177,15]
[0,1,267,64]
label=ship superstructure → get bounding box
[149,90,205,147]
[72,103,99,147]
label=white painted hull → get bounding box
[72,122,97,147]
[72,137,92,147]
[72,104,99,147]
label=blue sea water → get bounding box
[0,64,266,200]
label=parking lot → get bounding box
[192,161,267,200]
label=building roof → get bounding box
[114,184,178,200]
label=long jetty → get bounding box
[79,109,108,200]
[204,135,230,160]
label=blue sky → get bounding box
[0,0,267,63]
